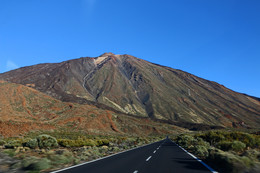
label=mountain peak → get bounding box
[100,52,117,57]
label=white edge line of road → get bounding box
[51,139,166,173]
[175,142,218,173]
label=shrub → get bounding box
[26,158,51,171]
[85,139,97,146]
[217,141,232,151]
[22,156,39,168]
[192,145,209,158]
[217,140,246,152]
[73,138,87,147]
[48,149,74,166]
[112,146,120,152]
[0,140,6,146]
[37,134,58,149]
[207,148,254,173]
[256,137,260,148]
[200,131,225,146]
[4,140,22,149]
[25,138,38,149]
[229,132,257,148]
[96,139,110,146]
[243,149,260,162]
[3,149,16,157]
[90,147,102,158]
[58,138,97,147]
[196,137,210,148]
[231,141,246,152]
[58,139,74,147]
[124,138,137,146]
[48,153,74,165]
[176,134,195,148]
[99,146,109,154]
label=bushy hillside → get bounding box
[0,81,183,137]
[174,130,260,173]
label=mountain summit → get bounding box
[0,53,259,128]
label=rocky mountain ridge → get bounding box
[0,53,259,128]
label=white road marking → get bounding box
[133,171,138,173]
[146,156,152,161]
[175,142,218,173]
[153,150,156,153]
[51,140,164,173]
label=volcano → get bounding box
[0,53,259,128]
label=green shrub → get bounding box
[229,132,256,148]
[48,154,73,165]
[58,138,97,147]
[217,140,246,152]
[26,138,38,149]
[0,139,6,146]
[22,156,39,168]
[112,146,120,152]
[73,139,87,147]
[207,148,254,173]
[176,134,195,148]
[231,141,246,152]
[96,139,110,146]
[217,141,232,151]
[89,147,102,157]
[3,149,16,157]
[48,150,74,165]
[98,146,109,155]
[243,149,260,162]
[58,139,74,147]
[85,139,97,146]
[124,138,136,146]
[192,145,209,158]
[196,137,210,148]
[200,131,225,146]
[197,131,260,148]
[174,131,260,173]
[4,140,22,149]
[255,137,260,148]
[26,158,51,171]
[37,134,58,149]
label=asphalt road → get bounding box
[52,138,215,173]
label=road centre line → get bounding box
[51,140,164,173]
[153,150,156,153]
[146,156,152,161]
[133,171,138,173]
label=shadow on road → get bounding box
[172,158,210,172]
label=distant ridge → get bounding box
[243,94,260,102]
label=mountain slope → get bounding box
[0,81,181,137]
[0,53,259,128]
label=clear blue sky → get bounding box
[0,0,260,97]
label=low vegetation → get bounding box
[0,132,164,172]
[1,130,259,173]
[174,130,260,173]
